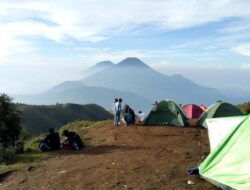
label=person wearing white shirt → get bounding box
[138,111,146,123]
[114,98,122,126]
[112,98,118,124]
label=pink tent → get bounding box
[182,104,204,119]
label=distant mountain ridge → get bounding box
[50,81,85,92]
[15,82,152,112]
[14,57,247,113]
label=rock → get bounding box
[187,180,195,185]
[27,166,35,172]
[58,171,66,174]
[19,178,26,183]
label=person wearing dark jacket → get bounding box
[129,108,135,124]
[62,130,84,150]
[39,128,61,152]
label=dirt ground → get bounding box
[0,122,219,190]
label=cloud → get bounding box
[1,0,250,56]
[241,63,250,69]
[78,49,153,63]
[0,34,36,57]
[231,44,250,56]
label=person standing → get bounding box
[114,98,122,127]
[112,98,118,125]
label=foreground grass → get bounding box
[0,120,110,174]
[0,151,53,174]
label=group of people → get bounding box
[112,98,146,126]
[39,98,146,152]
[39,128,84,152]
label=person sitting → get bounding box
[62,130,84,150]
[129,108,135,124]
[124,111,132,126]
[123,105,136,126]
[138,111,146,123]
[39,128,61,152]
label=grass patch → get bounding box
[59,120,111,146]
[0,151,53,174]
[0,120,111,174]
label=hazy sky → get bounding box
[0,0,250,96]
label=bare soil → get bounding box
[0,123,219,190]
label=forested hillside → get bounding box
[17,103,113,135]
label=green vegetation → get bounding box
[0,151,53,174]
[59,120,111,146]
[17,103,113,135]
[0,94,22,147]
[237,102,250,114]
[0,94,22,163]
[0,93,112,174]
[0,120,108,174]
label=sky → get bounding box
[0,0,250,97]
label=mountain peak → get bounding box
[117,57,149,68]
[95,61,114,67]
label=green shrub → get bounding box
[0,144,16,163]
[0,94,22,147]
[15,141,24,154]
[246,108,250,114]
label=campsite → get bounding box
[1,1,250,189]
[0,120,218,190]
[0,99,249,190]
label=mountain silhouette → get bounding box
[15,81,152,112]
[81,61,114,79]
[82,58,229,105]
[15,57,246,112]
[116,57,150,68]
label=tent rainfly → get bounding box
[199,115,250,190]
[182,104,204,119]
[144,100,188,127]
[197,101,243,128]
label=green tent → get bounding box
[144,100,187,126]
[199,115,250,190]
[197,101,243,128]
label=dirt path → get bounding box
[0,123,218,190]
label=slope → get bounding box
[0,121,218,190]
[17,103,113,135]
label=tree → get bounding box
[0,94,22,147]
